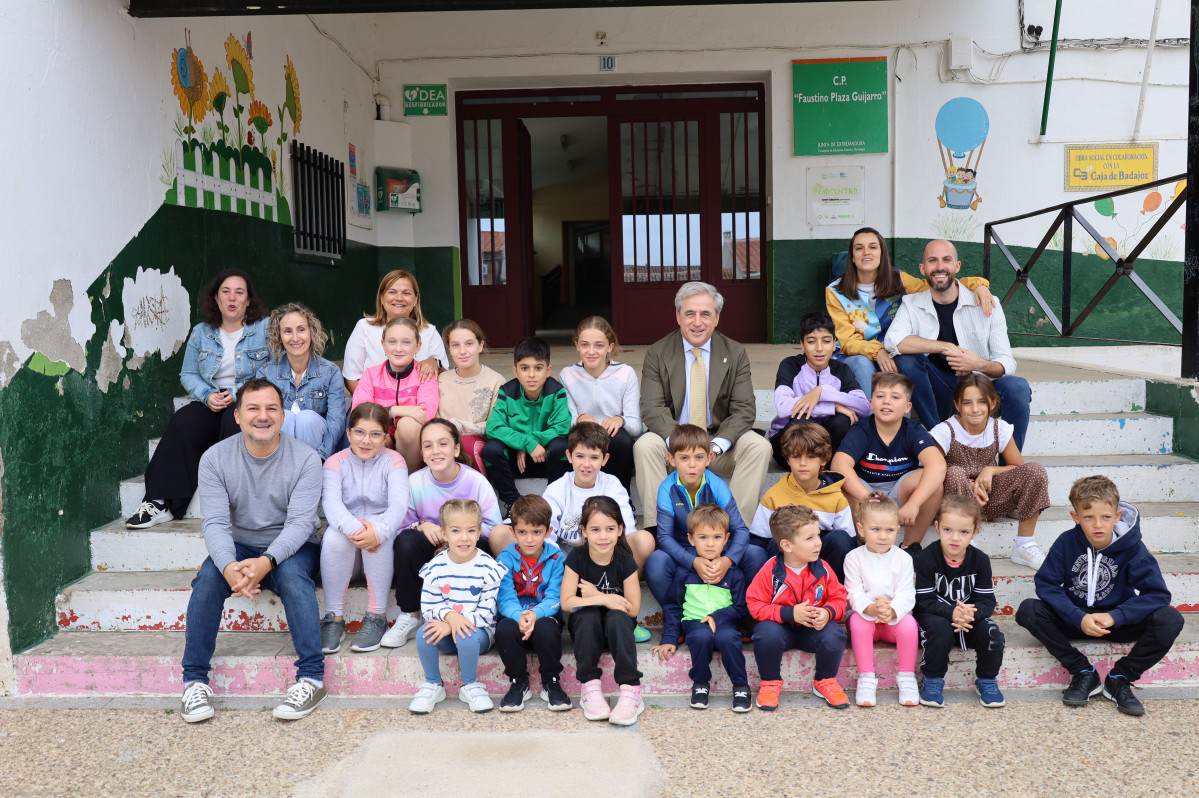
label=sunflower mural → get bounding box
[170,33,209,137]
[162,30,296,226]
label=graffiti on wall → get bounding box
[161,30,301,225]
[122,267,192,359]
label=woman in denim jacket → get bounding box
[125,269,270,529]
[258,303,345,459]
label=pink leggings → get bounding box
[849,612,918,674]
[461,434,487,476]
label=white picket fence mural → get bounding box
[171,140,276,221]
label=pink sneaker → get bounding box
[608,685,644,726]
[579,679,610,721]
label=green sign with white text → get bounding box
[403,84,447,116]
[792,58,888,156]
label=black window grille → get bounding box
[290,141,346,258]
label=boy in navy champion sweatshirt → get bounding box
[1016,475,1183,716]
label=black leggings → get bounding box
[144,401,239,517]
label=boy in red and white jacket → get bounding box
[748,505,849,710]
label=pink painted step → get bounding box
[15,617,1199,697]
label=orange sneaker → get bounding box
[756,679,783,711]
[812,677,850,709]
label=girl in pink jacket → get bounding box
[352,316,439,467]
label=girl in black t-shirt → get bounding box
[562,496,644,726]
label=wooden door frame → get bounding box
[456,83,766,344]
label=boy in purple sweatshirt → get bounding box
[768,312,871,468]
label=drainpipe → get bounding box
[1132,0,1164,141]
[374,93,392,122]
[1038,0,1064,137]
[1183,3,1198,380]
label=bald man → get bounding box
[882,239,1030,449]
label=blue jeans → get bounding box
[282,409,329,457]
[416,624,492,684]
[835,353,878,396]
[644,544,769,608]
[182,541,324,684]
[893,353,1031,450]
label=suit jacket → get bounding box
[639,330,757,443]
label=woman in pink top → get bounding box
[351,316,439,467]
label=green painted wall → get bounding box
[770,236,1183,346]
[0,204,454,653]
[377,246,459,331]
[1146,381,1199,460]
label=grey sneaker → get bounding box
[272,679,327,720]
[320,612,345,654]
[350,612,388,653]
[180,681,215,723]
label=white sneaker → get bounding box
[1011,540,1046,570]
[855,673,878,707]
[897,672,920,706]
[409,682,446,714]
[460,682,494,713]
[380,614,422,648]
[180,681,215,723]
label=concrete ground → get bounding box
[1,689,1196,797]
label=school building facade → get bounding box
[0,0,1192,688]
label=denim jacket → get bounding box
[258,353,347,458]
[179,319,270,403]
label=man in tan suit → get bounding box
[634,282,772,521]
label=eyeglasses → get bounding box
[349,428,386,441]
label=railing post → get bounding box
[1185,4,1199,379]
[1062,209,1073,334]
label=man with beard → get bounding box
[178,377,326,723]
[883,239,1030,450]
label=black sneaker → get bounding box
[499,678,531,712]
[1062,669,1102,707]
[903,541,923,558]
[732,684,752,713]
[126,500,173,529]
[690,681,710,709]
[540,676,572,711]
[1103,674,1144,716]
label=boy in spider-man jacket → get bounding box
[747,505,850,711]
[494,495,570,712]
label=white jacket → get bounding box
[842,545,916,624]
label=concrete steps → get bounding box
[19,369,1199,703]
[90,503,1199,575]
[52,553,1199,635]
[15,617,1199,698]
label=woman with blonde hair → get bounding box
[342,270,448,393]
[258,302,345,459]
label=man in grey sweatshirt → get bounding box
[179,378,326,723]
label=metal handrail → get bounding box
[983,173,1187,342]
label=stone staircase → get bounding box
[13,371,1199,700]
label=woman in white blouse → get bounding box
[342,269,448,393]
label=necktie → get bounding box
[688,347,706,427]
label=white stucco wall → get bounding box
[365,0,1188,256]
[0,1,379,389]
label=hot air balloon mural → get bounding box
[935,97,990,211]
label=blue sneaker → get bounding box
[975,678,1006,708]
[633,624,652,644]
[919,677,945,708]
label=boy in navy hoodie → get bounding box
[494,495,570,712]
[651,504,750,712]
[1016,475,1183,716]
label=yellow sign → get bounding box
[1064,143,1157,192]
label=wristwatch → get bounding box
[261,552,278,571]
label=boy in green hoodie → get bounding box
[483,336,572,510]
